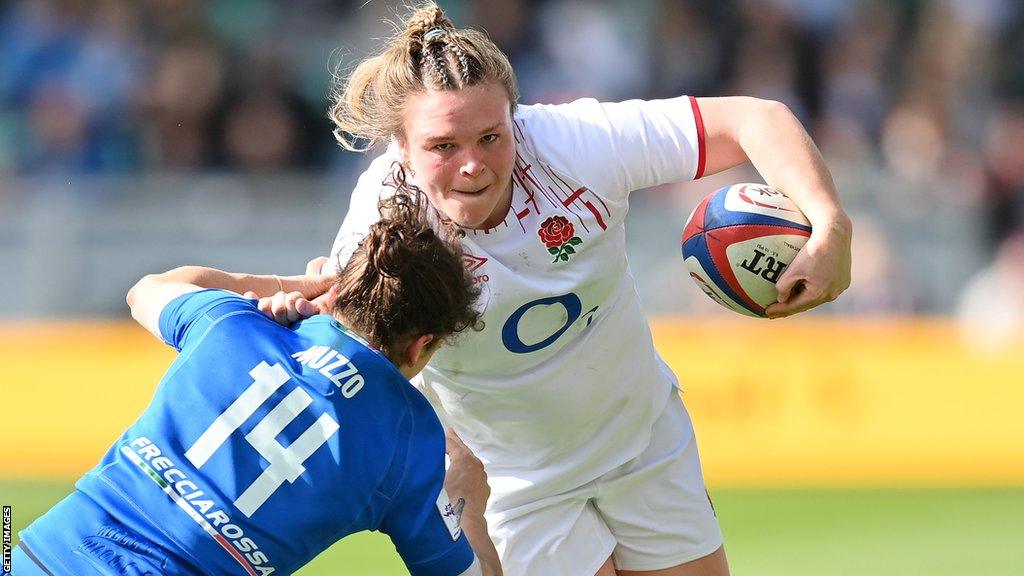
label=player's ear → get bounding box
[404,333,435,368]
[396,134,411,165]
[396,333,436,378]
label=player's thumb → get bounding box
[310,291,332,314]
[774,269,803,304]
[306,255,330,275]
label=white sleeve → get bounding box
[327,147,403,272]
[515,96,706,199]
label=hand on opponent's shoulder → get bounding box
[245,256,333,326]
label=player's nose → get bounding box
[459,153,484,179]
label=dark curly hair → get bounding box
[330,165,483,363]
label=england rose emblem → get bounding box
[538,215,583,263]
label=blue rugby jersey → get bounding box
[20,289,473,576]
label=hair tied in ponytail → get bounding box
[365,223,409,279]
[423,27,447,42]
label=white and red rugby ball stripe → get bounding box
[681,183,812,317]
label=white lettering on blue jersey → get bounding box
[292,345,365,398]
[184,361,341,517]
[236,387,340,517]
[125,436,278,574]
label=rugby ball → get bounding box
[681,183,811,317]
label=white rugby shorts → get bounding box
[486,393,723,575]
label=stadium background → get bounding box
[1,0,1023,574]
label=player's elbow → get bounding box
[760,97,792,114]
[732,97,801,146]
[126,274,160,312]
[126,276,147,309]
[700,96,797,147]
[743,97,794,126]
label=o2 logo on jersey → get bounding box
[502,293,598,354]
[185,362,340,517]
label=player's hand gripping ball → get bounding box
[681,184,812,318]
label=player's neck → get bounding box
[331,311,406,373]
[330,311,360,340]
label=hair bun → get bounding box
[405,3,453,42]
[365,221,410,278]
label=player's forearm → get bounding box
[125,265,282,339]
[149,266,285,297]
[461,514,502,576]
[734,99,851,232]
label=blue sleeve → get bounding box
[158,289,261,351]
[381,413,476,576]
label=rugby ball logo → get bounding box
[681,184,811,317]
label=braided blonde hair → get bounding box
[329,2,519,151]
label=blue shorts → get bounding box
[15,491,196,576]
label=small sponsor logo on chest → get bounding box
[462,253,490,283]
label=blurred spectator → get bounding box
[140,38,224,169]
[530,0,650,102]
[215,45,328,171]
[221,92,297,170]
[648,0,722,98]
[468,0,550,103]
[957,232,1024,351]
[1,0,1020,175]
[218,84,325,171]
[23,81,92,172]
[818,3,894,141]
[879,99,945,186]
[981,103,1024,249]
[0,0,141,172]
[725,0,813,120]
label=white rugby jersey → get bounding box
[330,96,706,509]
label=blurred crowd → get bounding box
[2,0,1023,322]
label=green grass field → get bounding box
[3,480,1022,575]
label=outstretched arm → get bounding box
[126,265,332,338]
[696,96,853,318]
[445,428,502,576]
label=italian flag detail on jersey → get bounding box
[120,444,263,576]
